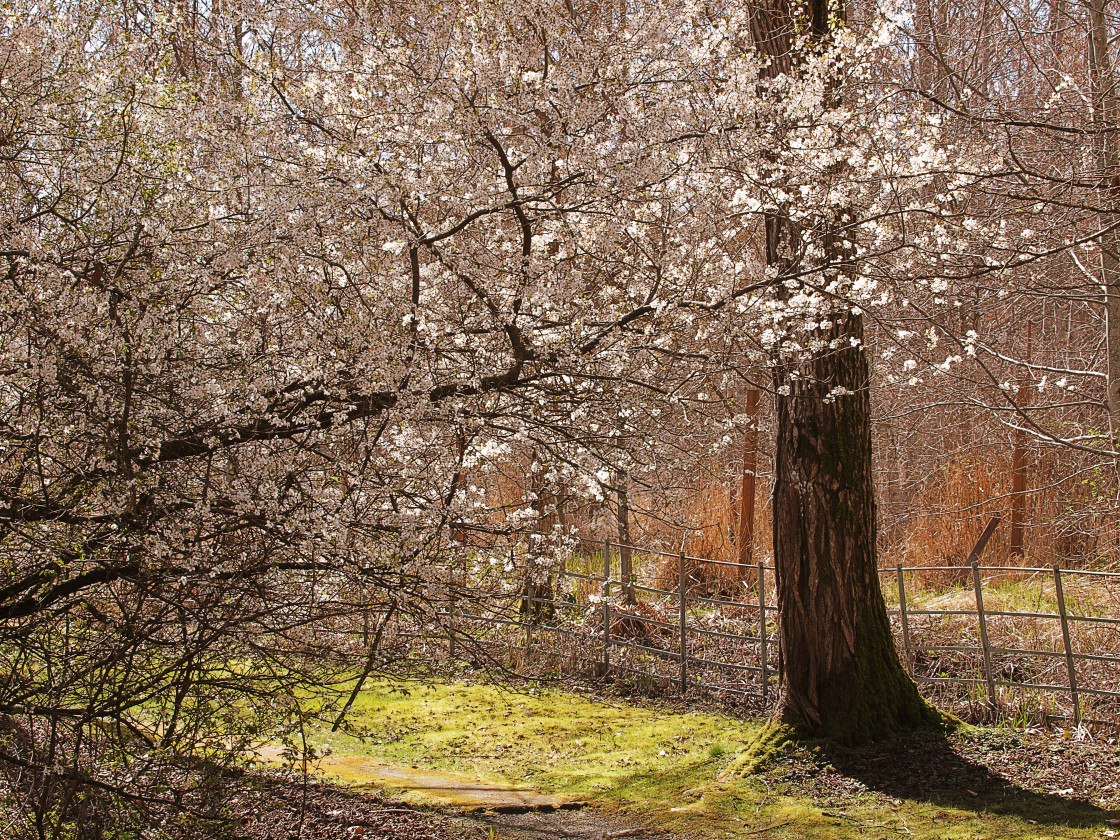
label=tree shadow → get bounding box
[817,730,1120,830]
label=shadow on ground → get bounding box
[818,731,1120,831]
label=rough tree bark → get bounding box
[751,0,940,744]
[771,313,935,742]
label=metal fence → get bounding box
[430,530,1120,728]
[436,536,772,704]
[891,561,1120,728]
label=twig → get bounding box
[744,823,791,835]
[755,776,771,813]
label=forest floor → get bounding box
[233,773,669,840]
[251,678,1120,839]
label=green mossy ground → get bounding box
[286,679,1120,839]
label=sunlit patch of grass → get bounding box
[316,679,755,806]
[291,680,1120,839]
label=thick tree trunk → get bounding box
[746,0,939,746]
[772,311,934,743]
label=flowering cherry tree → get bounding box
[0,0,1012,830]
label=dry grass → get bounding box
[646,481,774,597]
[443,540,1120,729]
[871,453,1120,725]
[445,446,1120,727]
[886,455,1120,588]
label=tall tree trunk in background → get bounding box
[523,452,556,623]
[751,0,937,743]
[1010,321,1032,557]
[737,389,760,572]
[1010,426,1028,556]
[914,0,940,96]
[1087,0,1120,430]
[616,470,637,605]
[1051,0,1065,47]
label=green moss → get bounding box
[271,680,1119,840]
[720,718,799,777]
[314,679,757,808]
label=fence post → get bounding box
[758,561,768,706]
[678,547,688,694]
[971,560,997,709]
[1052,565,1081,727]
[512,546,522,668]
[603,539,611,677]
[896,564,913,673]
[967,516,1002,565]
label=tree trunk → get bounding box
[523,452,556,624]
[752,0,938,744]
[616,470,636,605]
[772,312,933,743]
[1010,320,1031,557]
[737,389,760,572]
[1010,424,1027,557]
[1087,0,1120,429]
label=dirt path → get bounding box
[317,756,678,838]
[314,754,583,812]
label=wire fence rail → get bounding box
[361,525,1120,729]
[889,559,1120,728]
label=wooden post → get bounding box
[896,564,913,673]
[603,539,611,677]
[1053,565,1082,726]
[737,389,760,573]
[758,561,768,705]
[967,516,1002,565]
[972,560,997,709]
[678,547,688,694]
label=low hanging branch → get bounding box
[332,600,399,732]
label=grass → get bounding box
[313,679,754,806]
[287,678,1120,839]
